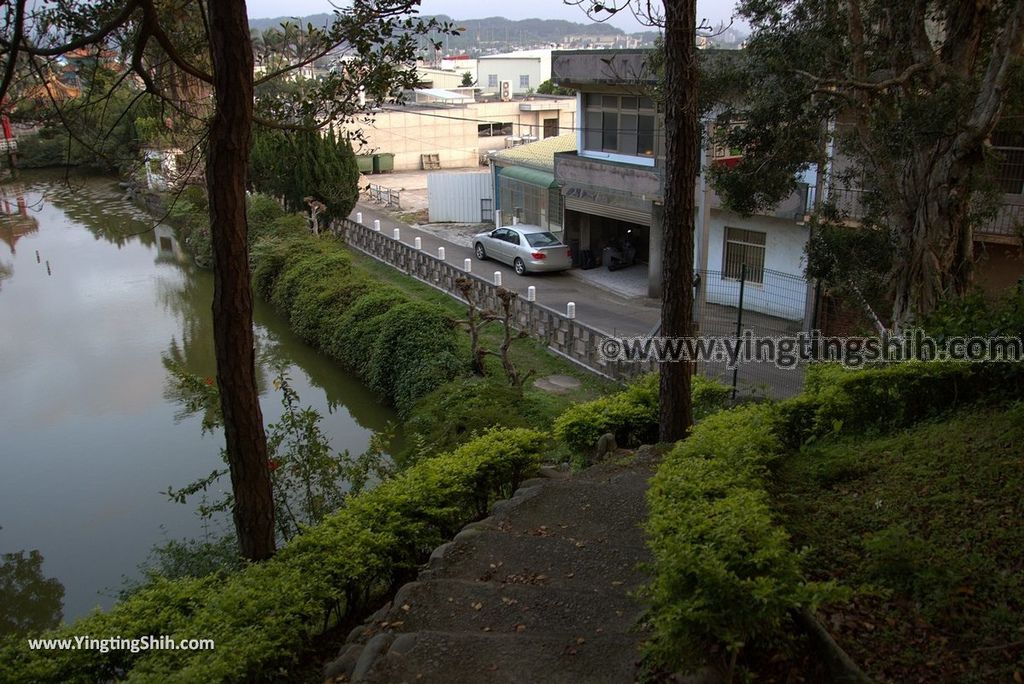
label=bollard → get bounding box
[494,271,502,286]
[355,211,363,224]
[392,228,400,240]
[494,209,502,227]
[527,286,536,302]
[567,301,576,319]
[414,237,422,250]
[464,258,472,272]
[512,216,519,225]
[438,246,446,260]
[373,219,381,231]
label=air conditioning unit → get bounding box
[499,80,512,101]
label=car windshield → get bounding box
[524,232,560,248]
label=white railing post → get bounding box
[527,286,536,302]
[566,302,576,319]
[373,219,381,231]
[355,211,363,224]
[392,227,400,240]
[438,246,446,260]
[414,237,422,250]
[463,258,472,272]
[493,271,502,286]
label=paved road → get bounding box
[351,203,660,337]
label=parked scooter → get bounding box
[602,230,637,271]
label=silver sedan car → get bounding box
[472,225,573,275]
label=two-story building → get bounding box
[477,50,553,96]
[550,49,813,321]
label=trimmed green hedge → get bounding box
[644,404,842,672]
[0,428,546,683]
[250,234,462,416]
[786,361,1024,446]
[644,360,1024,673]
[553,373,732,453]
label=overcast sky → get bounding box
[245,0,746,33]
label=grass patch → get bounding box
[773,402,1024,682]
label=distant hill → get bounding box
[249,14,632,53]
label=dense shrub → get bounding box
[644,404,844,674]
[922,287,1024,339]
[795,361,1024,442]
[364,302,463,415]
[0,429,546,683]
[553,374,732,453]
[250,235,462,415]
[403,376,562,458]
[645,359,1024,674]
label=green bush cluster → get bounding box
[0,428,546,683]
[553,374,731,453]
[788,361,1024,444]
[644,404,844,673]
[169,191,307,268]
[644,360,1024,674]
[402,376,568,459]
[250,234,462,415]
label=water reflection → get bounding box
[0,171,398,621]
[0,549,65,637]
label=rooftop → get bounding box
[491,134,577,171]
[478,49,551,61]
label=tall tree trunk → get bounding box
[891,150,977,326]
[658,0,698,442]
[206,0,276,561]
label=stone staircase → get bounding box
[325,455,656,684]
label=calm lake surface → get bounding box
[0,171,397,627]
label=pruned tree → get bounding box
[0,0,453,561]
[707,0,1024,326]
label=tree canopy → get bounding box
[707,0,1024,324]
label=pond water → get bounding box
[0,171,397,628]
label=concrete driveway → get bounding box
[351,203,660,337]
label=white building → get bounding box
[476,50,552,96]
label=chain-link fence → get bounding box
[694,266,811,399]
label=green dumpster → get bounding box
[356,155,373,174]
[371,154,381,174]
[376,153,395,173]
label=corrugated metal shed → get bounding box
[427,171,493,223]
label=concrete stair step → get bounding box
[358,630,644,684]
[422,530,650,593]
[365,578,643,639]
[492,474,653,542]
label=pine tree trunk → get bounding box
[658,0,698,442]
[206,0,276,561]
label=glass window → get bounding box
[519,74,530,88]
[580,91,657,158]
[723,227,766,284]
[487,74,498,87]
[637,115,655,156]
[602,112,618,152]
[525,232,560,247]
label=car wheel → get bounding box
[514,258,526,275]
[475,243,487,260]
